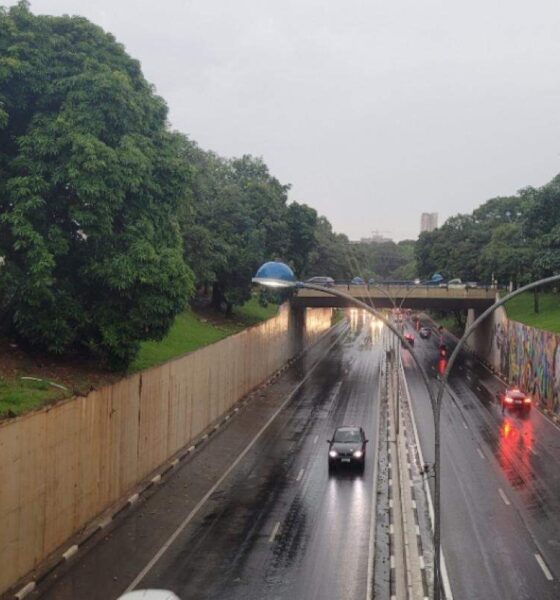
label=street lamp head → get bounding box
[252,261,296,288]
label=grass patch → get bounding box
[131,297,278,372]
[0,377,67,418]
[0,298,278,418]
[503,292,560,333]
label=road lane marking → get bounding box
[296,468,304,482]
[390,524,394,535]
[415,525,420,536]
[269,521,281,543]
[365,358,382,600]
[462,420,468,429]
[476,448,485,459]
[498,488,511,506]
[466,374,472,381]
[535,553,554,580]
[401,358,454,600]
[419,555,425,569]
[477,386,482,392]
[124,334,342,593]
[313,435,318,444]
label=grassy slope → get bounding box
[503,292,560,333]
[0,298,278,418]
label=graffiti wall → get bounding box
[492,318,560,417]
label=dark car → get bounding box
[328,426,368,473]
[402,332,415,347]
[305,276,335,288]
[350,276,366,285]
[419,327,431,339]
[496,388,532,413]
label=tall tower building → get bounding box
[420,212,438,233]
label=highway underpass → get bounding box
[26,311,560,600]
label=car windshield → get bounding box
[333,428,361,443]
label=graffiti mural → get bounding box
[496,319,560,416]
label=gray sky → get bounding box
[25,1,560,240]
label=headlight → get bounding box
[329,450,338,458]
[353,450,363,458]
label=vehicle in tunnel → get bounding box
[403,332,415,346]
[419,326,431,339]
[496,388,532,413]
[327,426,368,473]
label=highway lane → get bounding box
[401,317,560,600]
[135,310,383,600]
[33,312,385,600]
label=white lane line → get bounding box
[477,386,482,392]
[390,524,394,535]
[458,365,464,370]
[269,521,281,543]
[476,448,485,460]
[389,478,393,486]
[530,448,539,456]
[498,488,511,506]
[419,555,425,569]
[415,525,420,536]
[390,555,396,569]
[296,468,304,482]
[462,420,468,430]
[313,435,318,444]
[366,369,383,600]
[535,553,554,581]
[124,335,340,593]
[466,375,472,381]
[401,359,454,600]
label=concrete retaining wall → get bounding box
[0,305,333,594]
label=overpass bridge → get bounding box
[291,284,497,311]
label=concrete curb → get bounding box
[9,321,342,600]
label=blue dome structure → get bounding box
[252,262,296,288]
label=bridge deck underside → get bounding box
[292,286,496,312]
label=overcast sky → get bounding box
[24,1,560,240]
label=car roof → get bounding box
[334,425,362,432]
[506,388,526,398]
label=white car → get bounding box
[440,278,465,289]
[118,591,181,600]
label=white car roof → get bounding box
[118,591,181,600]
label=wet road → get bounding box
[402,317,560,600]
[34,313,385,600]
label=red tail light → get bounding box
[524,397,532,404]
[505,396,513,404]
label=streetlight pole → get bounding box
[253,262,441,596]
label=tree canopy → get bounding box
[0,2,193,368]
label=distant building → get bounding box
[420,213,438,233]
[350,230,393,245]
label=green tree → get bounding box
[0,2,193,368]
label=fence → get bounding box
[0,305,333,594]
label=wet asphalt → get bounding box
[401,317,560,600]
[32,313,384,600]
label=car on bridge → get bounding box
[305,276,335,287]
[327,426,368,473]
[496,388,532,414]
[350,276,366,285]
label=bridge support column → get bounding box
[289,304,306,357]
[464,302,507,371]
